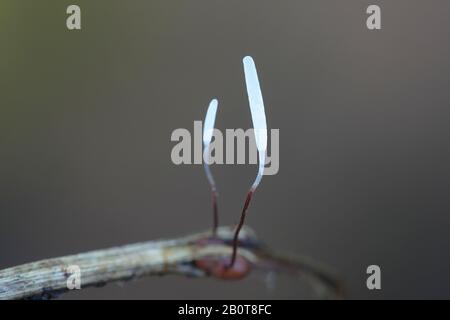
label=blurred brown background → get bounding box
[1,1,450,299]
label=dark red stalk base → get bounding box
[195,255,250,280]
[211,189,218,236]
[228,190,254,268]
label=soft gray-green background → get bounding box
[1,1,450,299]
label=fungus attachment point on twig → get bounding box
[228,56,268,268]
[203,98,219,236]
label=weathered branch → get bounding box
[0,226,343,300]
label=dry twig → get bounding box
[0,226,343,300]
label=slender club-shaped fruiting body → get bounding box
[228,56,268,268]
[203,98,219,236]
[197,56,268,275]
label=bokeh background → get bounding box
[1,1,450,299]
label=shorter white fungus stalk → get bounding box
[203,98,219,235]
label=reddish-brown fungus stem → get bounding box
[211,189,218,236]
[228,190,254,268]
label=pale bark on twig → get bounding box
[0,226,343,300]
